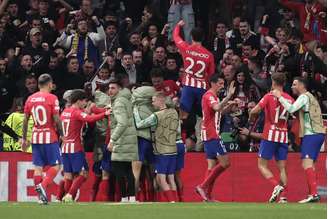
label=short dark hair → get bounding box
[248,56,262,68]
[67,56,78,64]
[108,78,122,88]
[209,73,224,84]
[122,51,132,58]
[294,76,308,89]
[104,21,118,29]
[150,68,164,78]
[242,42,253,49]
[271,72,286,87]
[26,73,37,81]
[216,20,227,26]
[239,18,249,24]
[70,89,87,104]
[191,27,203,42]
[38,74,52,87]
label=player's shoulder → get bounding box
[282,92,295,101]
[203,90,216,99]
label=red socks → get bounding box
[96,180,109,201]
[56,180,65,200]
[163,190,175,202]
[69,175,87,198]
[64,178,73,194]
[267,177,279,187]
[280,185,287,198]
[305,167,317,195]
[177,186,184,202]
[200,164,226,189]
[91,176,101,201]
[34,175,42,186]
[41,167,58,189]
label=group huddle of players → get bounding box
[21,20,325,205]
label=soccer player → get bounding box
[134,93,180,202]
[60,89,110,202]
[175,125,186,202]
[249,73,294,203]
[173,20,215,120]
[195,74,235,202]
[22,74,63,205]
[272,77,326,203]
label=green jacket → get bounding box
[93,90,110,162]
[132,86,156,140]
[110,88,138,161]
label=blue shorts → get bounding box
[101,145,112,172]
[176,143,185,171]
[155,155,177,175]
[138,137,154,164]
[204,139,227,159]
[180,86,206,114]
[301,134,325,161]
[259,140,288,161]
[32,142,62,167]
[62,152,89,173]
[92,161,102,176]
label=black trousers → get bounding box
[111,161,135,198]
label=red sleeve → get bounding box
[90,105,106,114]
[208,94,218,107]
[52,96,60,115]
[76,111,105,123]
[24,98,31,115]
[280,0,303,11]
[173,24,188,51]
[259,94,268,109]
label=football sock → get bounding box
[177,186,184,202]
[64,178,73,193]
[305,167,317,195]
[41,167,58,189]
[69,175,87,198]
[267,177,279,187]
[200,164,226,188]
[33,175,42,187]
[56,180,65,200]
[96,179,109,201]
[280,184,287,198]
[91,175,101,201]
[163,190,175,202]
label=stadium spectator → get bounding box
[57,16,105,67]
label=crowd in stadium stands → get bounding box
[0,0,326,202]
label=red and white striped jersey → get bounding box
[24,91,60,144]
[61,106,106,153]
[259,92,294,143]
[201,90,221,141]
[173,25,215,90]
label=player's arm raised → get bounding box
[212,81,236,112]
[173,20,188,50]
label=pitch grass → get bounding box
[0,202,326,219]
